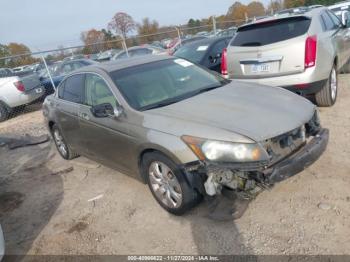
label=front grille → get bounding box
[262,125,306,166]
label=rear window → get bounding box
[231,17,311,47]
[174,42,212,63]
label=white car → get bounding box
[0,68,44,121]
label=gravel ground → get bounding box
[0,75,349,255]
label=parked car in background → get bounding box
[12,65,31,73]
[174,37,231,73]
[275,6,309,15]
[39,59,97,95]
[63,54,85,62]
[329,1,350,17]
[25,63,40,72]
[168,36,207,55]
[0,67,44,121]
[223,7,350,107]
[0,68,13,77]
[216,27,237,37]
[97,49,120,62]
[112,46,167,60]
[150,41,164,49]
[85,53,100,61]
[196,31,210,37]
[43,55,328,215]
[167,38,182,49]
[161,38,173,49]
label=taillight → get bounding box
[305,35,317,69]
[14,81,25,92]
[221,48,228,78]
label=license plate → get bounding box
[35,88,43,94]
[251,63,270,73]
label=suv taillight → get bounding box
[305,35,317,69]
[221,48,228,78]
[14,81,25,92]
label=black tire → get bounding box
[51,124,79,160]
[315,65,337,107]
[142,152,201,215]
[0,102,9,122]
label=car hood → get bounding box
[143,81,315,142]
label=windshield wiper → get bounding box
[190,84,223,96]
[140,98,184,111]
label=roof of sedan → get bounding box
[74,55,173,73]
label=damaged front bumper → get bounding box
[264,128,329,183]
[182,128,329,198]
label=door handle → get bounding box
[79,112,90,121]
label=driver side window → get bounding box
[84,74,116,107]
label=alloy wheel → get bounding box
[148,161,183,208]
[330,67,337,101]
[53,129,68,157]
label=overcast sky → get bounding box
[0,0,263,51]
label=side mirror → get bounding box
[91,103,123,118]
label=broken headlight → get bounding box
[182,135,269,163]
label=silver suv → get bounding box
[222,7,350,107]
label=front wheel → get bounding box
[142,152,201,215]
[315,65,337,107]
[51,124,79,160]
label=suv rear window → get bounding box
[231,17,311,46]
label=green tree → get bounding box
[247,1,266,17]
[283,0,305,8]
[0,44,10,67]
[226,2,248,24]
[6,43,38,67]
[267,0,283,14]
[137,18,159,44]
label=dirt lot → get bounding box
[0,75,350,255]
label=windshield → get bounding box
[174,43,210,63]
[110,58,229,111]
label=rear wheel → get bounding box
[0,103,9,122]
[315,65,337,107]
[142,152,201,215]
[51,124,79,160]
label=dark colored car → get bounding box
[174,37,231,73]
[96,49,120,62]
[112,46,167,60]
[168,36,207,55]
[40,59,97,95]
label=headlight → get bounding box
[181,135,269,163]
